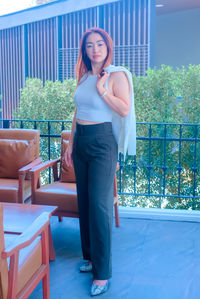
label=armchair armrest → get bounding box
[29,158,60,176]
[2,212,50,258]
[18,157,43,203]
[30,158,61,196]
[18,157,42,175]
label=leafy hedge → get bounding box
[14,78,76,121]
[133,64,200,123]
[13,78,76,184]
[127,65,200,209]
[14,64,200,124]
[13,65,200,209]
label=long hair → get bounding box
[75,27,113,85]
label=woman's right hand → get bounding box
[64,143,73,167]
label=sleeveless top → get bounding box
[74,65,136,159]
[74,74,112,122]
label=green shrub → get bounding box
[13,65,200,208]
[133,64,200,123]
[14,78,76,121]
[120,64,200,209]
[15,64,200,124]
[13,78,76,185]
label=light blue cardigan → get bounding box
[104,65,136,159]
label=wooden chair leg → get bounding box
[48,224,55,261]
[114,202,120,227]
[43,272,50,299]
[7,253,19,299]
[42,228,50,298]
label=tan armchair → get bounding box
[0,204,50,299]
[30,130,120,227]
[0,129,42,203]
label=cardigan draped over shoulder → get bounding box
[104,65,136,159]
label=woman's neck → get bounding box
[90,62,103,75]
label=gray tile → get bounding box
[29,216,200,299]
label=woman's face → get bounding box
[85,32,108,65]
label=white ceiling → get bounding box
[156,0,200,15]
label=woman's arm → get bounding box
[96,71,130,117]
[64,108,77,167]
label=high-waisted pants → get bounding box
[72,122,118,280]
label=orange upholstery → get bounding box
[0,129,40,159]
[0,179,31,203]
[60,140,76,182]
[0,129,42,203]
[0,139,35,178]
[30,130,120,226]
[5,235,42,294]
[0,204,50,299]
[35,181,78,212]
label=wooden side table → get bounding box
[2,202,58,261]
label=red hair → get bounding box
[75,27,113,85]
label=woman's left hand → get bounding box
[95,70,131,117]
[96,71,110,96]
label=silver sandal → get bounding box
[79,261,92,272]
[90,282,109,296]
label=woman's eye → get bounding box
[98,43,103,47]
[86,45,92,48]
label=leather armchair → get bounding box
[30,130,120,227]
[0,129,42,203]
[0,204,50,299]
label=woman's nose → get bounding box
[93,44,98,53]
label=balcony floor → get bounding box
[29,211,200,299]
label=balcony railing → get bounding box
[1,119,200,210]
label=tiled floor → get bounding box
[29,213,200,299]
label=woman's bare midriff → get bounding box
[76,119,104,125]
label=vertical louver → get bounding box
[0,26,24,119]
[0,0,153,119]
[27,18,57,82]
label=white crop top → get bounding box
[74,65,136,159]
[74,74,112,122]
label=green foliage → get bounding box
[14,78,76,121]
[13,78,76,185]
[119,65,200,209]
[176,65,200,123]
[13,66,200,208]
[133,64,200,123]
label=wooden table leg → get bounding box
[48,224,55,261]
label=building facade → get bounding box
[0,0,155,119]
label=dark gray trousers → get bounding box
[72,122,118,280]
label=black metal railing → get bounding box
[1,119,200,209]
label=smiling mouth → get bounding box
[93,55,101,59]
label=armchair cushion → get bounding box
[34,181,78,212]
[0,179,31,203]
[4,234,42,294]
[60,140,76,183]
[17,237,42,293]
[0,129,40,159]
[0,139,34,179]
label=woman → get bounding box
[65,27,136,296]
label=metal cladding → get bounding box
[0,0,154,119]
[0,26,24,120]
[27,19,57,82]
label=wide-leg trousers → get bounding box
[72,122,118,280]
